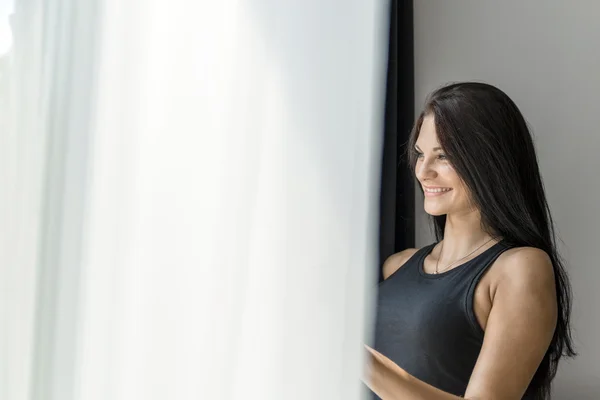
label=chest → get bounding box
[375,266,496,346]
[421,256,495,333]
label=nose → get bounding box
[415,157,438,182]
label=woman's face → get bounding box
[414,115,474,217]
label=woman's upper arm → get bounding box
[464,247,558,400]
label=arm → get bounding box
[364,345,464,400]
[364,247,558,400]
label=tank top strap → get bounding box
[379,243,438,285]
[463,240,515,338]
[414,242,438,262]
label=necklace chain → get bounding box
[434,237,495,274]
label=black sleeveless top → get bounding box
[370,240,535,399]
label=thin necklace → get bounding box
[434,237,495,274]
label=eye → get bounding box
[413,150,448,161]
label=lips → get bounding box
[423,186,453,197]
[423,186,452,192]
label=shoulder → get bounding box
[382,248,421,280]
[495,246,555,285]
[491,246,556,303]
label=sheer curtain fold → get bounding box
[1,2,53,399]
[1,0,101,399]
[1,1,388,399]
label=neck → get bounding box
[439,209,498,261]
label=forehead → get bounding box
[415,115,439,147]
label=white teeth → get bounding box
[425,187,451,193]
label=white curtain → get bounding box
[1,1,51,399]
[0,1,388,399]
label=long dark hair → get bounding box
[407,82,576,399]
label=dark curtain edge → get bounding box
[378,0,414,282]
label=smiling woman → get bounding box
[413,116,473,218]
[365,82,576,400]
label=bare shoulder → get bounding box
[382,248,420,280]
[493,246,556,292]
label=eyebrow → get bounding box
[414,145,443,152]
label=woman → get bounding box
[363,82,575,399]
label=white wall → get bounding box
[414,1,600,398]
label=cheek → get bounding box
[439,164,460,184]
[454,182,475,207]
[441,166,470,201]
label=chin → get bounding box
[423,203,450,216]
[425,209,447,217]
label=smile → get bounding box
[423,187,452,197]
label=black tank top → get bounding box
[371,240,534,399]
